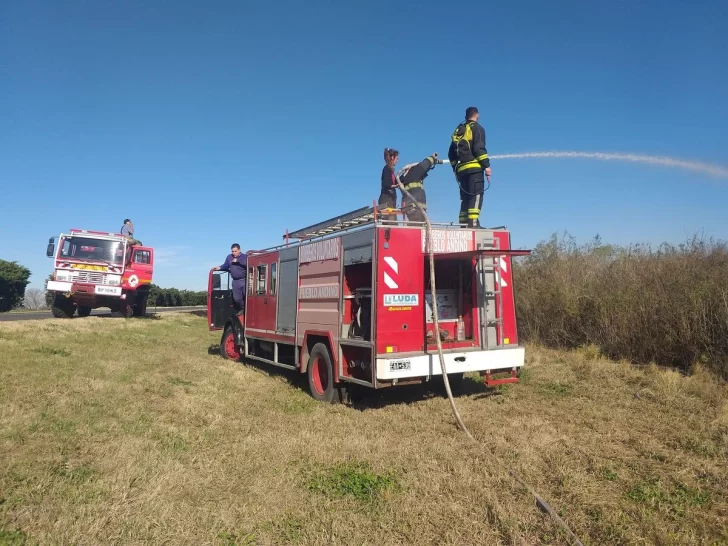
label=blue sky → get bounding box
[2,0,727,291]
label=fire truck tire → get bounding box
[133,300,147,317]
[307,343,340,404]
[77,306,92,318]
[116,302,134,318]
[220,325,241,361]
[51,296,74,319]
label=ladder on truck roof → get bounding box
[285,206,377,240]
[283,203,481,242]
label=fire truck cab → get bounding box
[208,205,529,403]
[46,228,154,318]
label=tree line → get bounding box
[0,261,207,312]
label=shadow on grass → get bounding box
[95,313,164,320]
[349,376,502,411]
[206,343,499,409]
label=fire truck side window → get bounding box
[270,263,277,296]
[256,264,267,294]
[133,250,151,264]
[247,267,254,295]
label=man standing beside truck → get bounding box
[214,243,247,314]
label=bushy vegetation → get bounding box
[513,232,728,379]
[146,284,207,307]
[0,259,31,312]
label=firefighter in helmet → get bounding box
[399,153,442,223]
[448,106,492,228]
[378,148,399,222]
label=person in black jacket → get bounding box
[399,153,442,223]
[448,106,492,228]
[378,148,399,222]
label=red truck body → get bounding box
[45,228,154,318]
[208,206,529,402]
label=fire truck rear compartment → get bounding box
[424,256,478,349]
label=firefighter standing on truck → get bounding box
[448,106,492,228]
[399,153,442,223]
[378,148,399,222]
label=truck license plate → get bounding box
[95,286,121,296]
[389,359,411,371]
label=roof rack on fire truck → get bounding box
[70,228,125,238]
[246,203,506,257]
[281,202,470,244]
[284,205,377,241]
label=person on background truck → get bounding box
[398,153,442,223]
[378,148,399,222]
[448,106,492,228]
[121,218,142,245]
[214,243,247,314]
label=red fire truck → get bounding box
[45,228,154,318]
[208,205,530,403]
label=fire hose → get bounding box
[394,158,585,546]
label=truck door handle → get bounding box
[264,297,268,304]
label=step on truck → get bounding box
[208,205,530,402]
[46,228,154,318]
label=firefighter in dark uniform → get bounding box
[399,153,442,223]
[448,106,492,228]
[378,148,399,222]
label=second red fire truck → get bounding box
[208,205,530,403]
[46,228,154,318]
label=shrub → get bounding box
[513,232,728,379]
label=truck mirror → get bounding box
[46,243,55,257]
[212,274,221,290]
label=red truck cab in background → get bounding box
[208,205,530,403]
[45,228,154,318]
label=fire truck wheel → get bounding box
[307,343,338,403]
[133,300,147,317]
[77,306,92,318]
[220,325,241,361]
[51,296,74,319]
[117,302,134,318]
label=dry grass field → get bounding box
[1,312,727,545]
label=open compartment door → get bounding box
[423,247,531,351]
[471,248,531,350]
[207,268,234,330]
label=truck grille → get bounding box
[68,271,107,284]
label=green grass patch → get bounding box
[539,382,573,397]
[307,461,399,504]
[32,346,71,357]
[0,529,29,546]
[626,478,711,517]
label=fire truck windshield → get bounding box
[59,236,125,266]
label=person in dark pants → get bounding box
[448,106,492,228]
[399,153,442,223]
[378,148,399,222]
[214,243,247,314]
